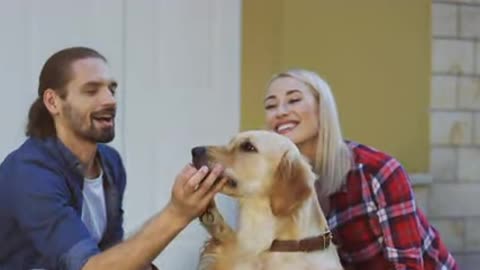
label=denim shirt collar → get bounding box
[40,136,114,186]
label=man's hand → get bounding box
[167,164,227,224]
[83,164,227,270]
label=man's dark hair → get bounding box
[26,47,107,138]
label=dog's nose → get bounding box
[191,146,207,158]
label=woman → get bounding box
[263,69,457,269]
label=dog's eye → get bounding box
[239,141,257,153]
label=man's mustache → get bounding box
[91,107,116,118]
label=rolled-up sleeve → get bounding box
[10,161,100,270]
[61,238,100,270]
[372,158,423,269]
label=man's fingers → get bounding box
[176,164,197,186]
[195,164,223,197]
[184,165,209,193]
[201,176,228,205]
[212,176,228,193]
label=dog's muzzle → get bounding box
[191,146,237,188]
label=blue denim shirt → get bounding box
[0,137,126,270]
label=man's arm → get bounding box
[83,164,227,270]
[9,161,101,270]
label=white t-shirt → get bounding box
[81,170,107,243]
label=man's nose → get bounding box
[101,88,117,106]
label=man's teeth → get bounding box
[277,123,296,132]
[95,115,112,119]
[94,117,112,122]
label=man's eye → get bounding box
[86,89,97,95]
[109,84,117,95]
[265,104,276,110]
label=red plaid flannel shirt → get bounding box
[325,141,457,270]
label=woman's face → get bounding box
[264,76,319,146]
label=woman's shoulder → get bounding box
[343,140,410,195]
[344,140,398,172]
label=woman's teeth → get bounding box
[277,123,297,132]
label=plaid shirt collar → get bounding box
[335,141,361,194]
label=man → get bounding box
[0,47,226,270]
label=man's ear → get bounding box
[270,152,311,216]
[43,88,61,115]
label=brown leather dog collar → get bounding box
[269,231,333,252]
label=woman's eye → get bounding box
[264,104,276,110]
[289,98,301,104]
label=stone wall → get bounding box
[430,1,480,268]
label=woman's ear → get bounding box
[270,152,311,216]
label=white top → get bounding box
[81,170,107,243]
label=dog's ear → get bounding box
[270,152,312,216]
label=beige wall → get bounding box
[242,0,431,173]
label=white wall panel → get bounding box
[123,0,241,268]
[0,1,33,158]
[0,0,125,156]
[0,0,241,269]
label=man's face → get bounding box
[58,57,117,143]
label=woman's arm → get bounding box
[370,158,425,270]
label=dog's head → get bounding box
[192,130,315,216]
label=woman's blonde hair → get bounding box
[269,69,353,196]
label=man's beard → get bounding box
[63,104,116,143]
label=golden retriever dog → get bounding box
[191,130,343,270]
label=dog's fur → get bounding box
[192,130,343,270]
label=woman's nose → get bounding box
[275,103,289,117]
